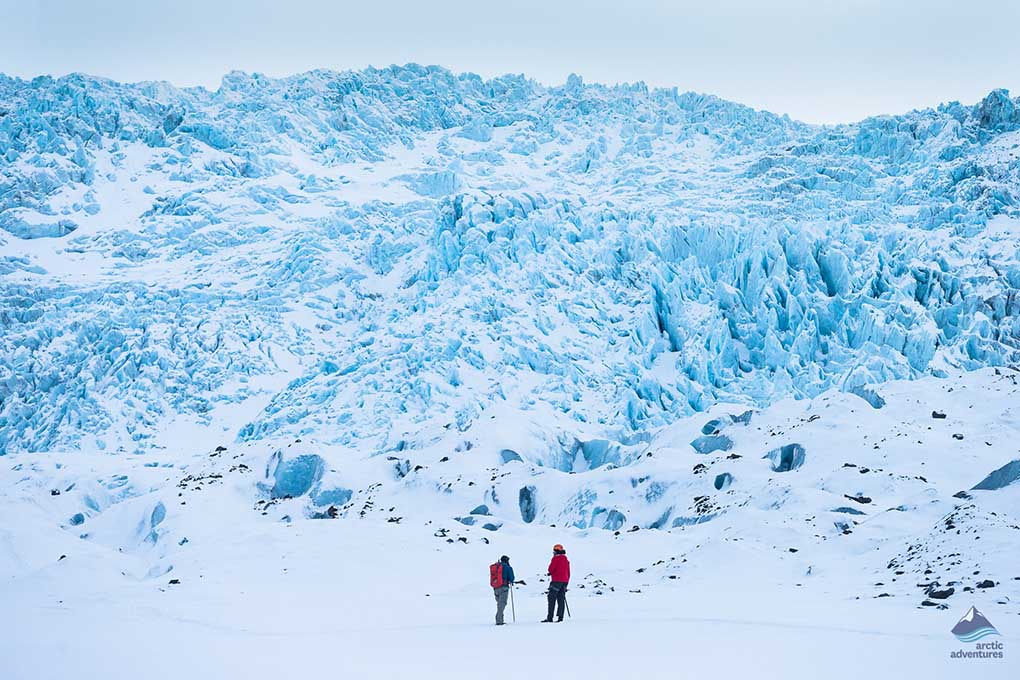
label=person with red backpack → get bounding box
[490,555,516,625]
[542,544,570,623]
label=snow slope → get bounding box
[2,369,1019,678]
[2,67,1020,678]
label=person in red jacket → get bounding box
[543,544,570,622]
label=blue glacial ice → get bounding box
[764,444,807,473]
[270,454,325,499]
[971,459,1020,491]
[0,66,1017,458]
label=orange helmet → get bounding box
[553,544,564,552]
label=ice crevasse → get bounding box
[0,66,1018,454]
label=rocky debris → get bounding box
[693,495,716,516]
[921,600,949,609]
[926,586,955,599]
[844,494,872,504]
[932,411,947,419]
[977,579,996,589]
[952,433,964,440]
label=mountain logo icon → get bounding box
[951,606,1000,643]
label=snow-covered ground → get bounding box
[3,369,1018,679]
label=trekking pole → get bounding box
[564,592,571,619]
[510,583,516,623]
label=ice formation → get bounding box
[1,67,1018,458]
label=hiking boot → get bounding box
[541,618,554,623]
[496,622,506,626]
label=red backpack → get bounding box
[489,561,505,588]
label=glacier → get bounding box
[0,58,1015,676]
[1,65,1019,458]
[4,63,1020,680]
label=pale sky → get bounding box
[3,0,1018,124]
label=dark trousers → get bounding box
[547,581,567,620]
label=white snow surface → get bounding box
[3,369,1020,678]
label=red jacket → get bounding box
[548,553,570,583]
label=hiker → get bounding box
[543,543,570,623]
[490,555,515,625]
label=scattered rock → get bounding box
[952,433,964,441]
[932,411,947,419]
[976,579,995,589]
[926,586,955,600]
[168,579,181,585]
[921,600,948,609]
[844,494,872,504]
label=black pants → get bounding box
[547,581,567,620]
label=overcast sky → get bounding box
[4,0,1018,124]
